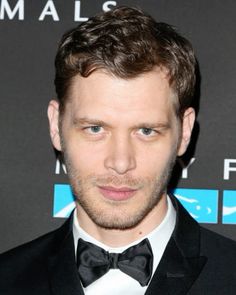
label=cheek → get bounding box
[138,153,168,176]
[65,140,106,174]
[137,142,177,175]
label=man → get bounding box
[0,6,236,295]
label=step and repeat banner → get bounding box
[0,0,236,253]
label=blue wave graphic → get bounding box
[222,190,236,224]
[53,184,75,218]
[173,188,218,223]
[52,185,220,223]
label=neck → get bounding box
[76,194,168,247]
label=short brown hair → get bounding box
[55,6,196,117]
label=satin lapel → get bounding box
[47,216,84,295]
[145,237,206,295]
[145,195,207,295]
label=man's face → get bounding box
[48,69,194,231]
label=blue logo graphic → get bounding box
[52,185,220,223]
[222,190,236,224]
[53,184,75,218]
[172,188,218,223]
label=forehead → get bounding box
[65,69,177,122]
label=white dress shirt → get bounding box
[73,195,176,295]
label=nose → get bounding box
[104,134,136,175]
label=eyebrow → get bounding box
[132,122,171,130]
[72,117,110,128]
[72,116,171,130]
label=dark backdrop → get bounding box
[0,0,236,253]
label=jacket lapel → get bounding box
[47,215,85,295]
[145,195,207,295]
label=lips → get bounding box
[98,185,138,201]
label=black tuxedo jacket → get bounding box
[1,196,236,294]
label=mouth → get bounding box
[98,185,138,201]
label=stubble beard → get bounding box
[63,149,177,231]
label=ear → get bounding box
[47,100,62,151]
[177,107,195,156]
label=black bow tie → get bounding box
[76,238,153,288]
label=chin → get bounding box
[83,203,153,230]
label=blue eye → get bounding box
[89,126,102,133]
[140,128,154,136]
